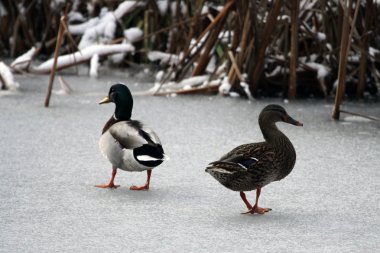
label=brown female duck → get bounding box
[206,104,303,214]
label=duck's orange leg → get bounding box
[242,188,272,214]
[130,170,152,191]
[95,168,120,188]
[240,191,253,210]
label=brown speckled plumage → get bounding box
[206,104,303,214]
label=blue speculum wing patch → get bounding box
[238,157,258,169]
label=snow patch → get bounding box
[304,62,330,79]
[0,62,19,90]
[218,76,231,95]
[90,54,99,77]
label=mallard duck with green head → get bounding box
[96,83,166,190]
[206,104,303,214]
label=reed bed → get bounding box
[1,0,379,101]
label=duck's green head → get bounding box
[99,83,133,120]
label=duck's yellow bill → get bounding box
[99,96,110,104]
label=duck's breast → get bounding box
[99,131,124,168]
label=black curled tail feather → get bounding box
[133,144,164,167]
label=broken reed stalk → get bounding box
[288,0,299,99]
[179,0,237,71]
[144,9,151,60]
[332,0,360,119]
[250,0,283,93]
[44,15,66,107]
[227,50,244,82]
[339,109,380,121]
[228,2,251,91]
[192,12,228,76]
[155,83,219,96]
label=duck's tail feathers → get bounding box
[205,162,244,185]
[134,144,165,167]
[206,161,248,172]
[162,153,170,161]
[206,161,247,182]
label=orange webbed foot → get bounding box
[129,185,149,191]
[95,183,120,189]
[242,205,272,215]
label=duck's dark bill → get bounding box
[287,116,303,126]
[99,96,110,104]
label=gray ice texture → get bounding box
[0,67,379,252]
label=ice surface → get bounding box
[0,69,379,252]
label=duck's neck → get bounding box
[114,102,132,121]
[102,103,132,134]
[259,120,293,150]
[260,119,296,180]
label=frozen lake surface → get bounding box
[1,68,379,252]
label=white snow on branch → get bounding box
[0,62,19,90]
[69,1,144,49]
[316,32,326,42]
[304,62,330,79]
[299,54,318,64]
[110,28,143,64]
[10,47,38,71]
[266,65,284,77]
[147,51,180,65]
[170,1,187,16]
[218,76,231,95]
[68,11,86,23]
[240,81,254,100]
[157,0,169,15]
[177,75,210,88]
[90,54,99,77]
[69,1,142,35]
[33,43,135,73]
[369,47,380,60]
[68,17,100,35]
[123,28,143,43]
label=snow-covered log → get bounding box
[32,44,135,74]
[147,51,180,65]
[10,47,38,71]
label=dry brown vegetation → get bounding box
[1,0,379,102]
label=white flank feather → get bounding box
[137,155,161,162]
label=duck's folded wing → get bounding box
[219,144,275,170]
[208,154,259,172]
[206,161,246,176]
[141,125,162,145]
[108,122,148,149]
